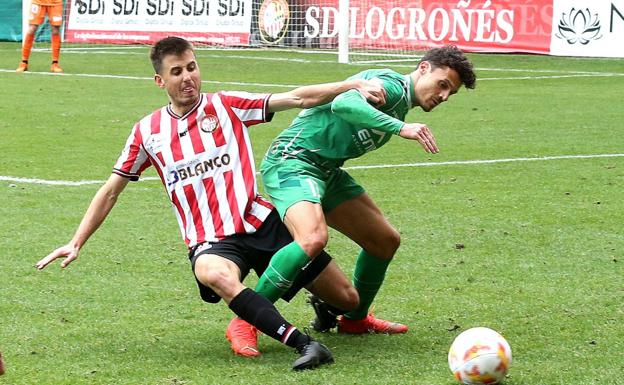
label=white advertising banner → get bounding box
[550,0,624,57]
[65,0,252,45]
[62,0,624,57]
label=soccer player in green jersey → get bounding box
[255,45,477,333]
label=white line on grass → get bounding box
[1,177,105,186]
[2,153,622,187]
[37,49,624,74]
[41,46,624,70]
[343,153,624,170]
[0,69,300,88]
[479,74,624,81]
[2,68,622,88]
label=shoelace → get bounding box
[367,314,404,332]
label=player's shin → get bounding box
[229,288,310,348]
[21,33,35,61]
[344,249,391,320]
[51,34,61,62]
[254,241,311,302]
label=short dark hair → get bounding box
[420,45,476,89]
[150,36,194,74]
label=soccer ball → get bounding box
[448,327,512,384]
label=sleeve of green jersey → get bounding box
[330,89,404,135]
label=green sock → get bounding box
[255,241,311,303]
[344,250,391,320]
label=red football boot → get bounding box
[225,317,261,357]
[338,314,408,334]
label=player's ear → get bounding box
[419,61,431,74]
[154,74,165,88]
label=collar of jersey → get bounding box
[166,94,204,120]
[404,74,415,107]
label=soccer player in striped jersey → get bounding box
[257,45,477,334]
[16,0,64,73]
[36,36,386,371]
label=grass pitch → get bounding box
[0,42,623,385]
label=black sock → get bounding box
[229,288,311,348]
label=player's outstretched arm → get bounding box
[35,174,129,270]
[268,79,386,112]
[331,91,440,154]
[330,89,403,134]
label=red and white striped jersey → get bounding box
[113,92,275,247]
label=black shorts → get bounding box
[188,210,331,303]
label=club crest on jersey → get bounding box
[200,115,219,133]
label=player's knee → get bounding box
[297,230,328,257]
[370,227,401,259]
[196,261,238,294]
[387,227,401,253]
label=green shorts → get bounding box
[260,157,365,219]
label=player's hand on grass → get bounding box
[35,244,80,270]
[356,78,387,108]
[399,123,439,153]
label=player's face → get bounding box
[155,49,201,115]
[413,61,462,112]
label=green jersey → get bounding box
[265,69,414,170]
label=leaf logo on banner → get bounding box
[555,7,603,45]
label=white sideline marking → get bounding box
[2,67,622,88]
[2,153,622,187]
[0,69,299,88]
[1,177,105,186]
[343,153,624,171]
[479,74,624,81]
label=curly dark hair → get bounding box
[150,36,194,75]
[420,45,476,89]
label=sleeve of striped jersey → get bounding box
[112,123,151,181]
[218,91,274,126]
